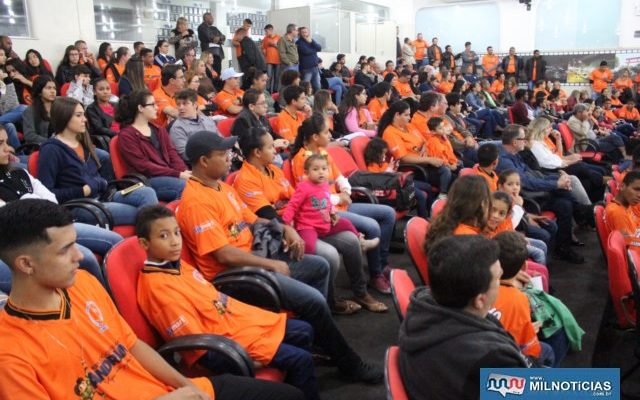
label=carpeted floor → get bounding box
[314,225,640,399]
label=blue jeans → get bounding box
[526,238,547,265]
[282,253,330,299]
[2,122,20,149]
[427,166,452,193]
[148,176,186,202]
[0,105,27,125]
[341,202,395,276]
[74,222,123,256]
[414,179,432,219]
[0,243,105,293]
[541,328,569,367]
[74,186,158,226]
[524,220,558,248]
[301,67,321,92]
[267,64,279,93]
[326,76,347,106]
[538,341,555,367]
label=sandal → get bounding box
[353,294,388,313]
[331,299,362,315]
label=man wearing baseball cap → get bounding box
[176,130,384,384]
[214,67,245,117]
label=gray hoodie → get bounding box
[169,114,219,161]
[399,287,530,400]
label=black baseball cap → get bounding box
[185,130,237,164]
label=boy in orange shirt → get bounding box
[589,61,613,97]
[135,206,318,399]
[473,143,500,191]
[141,48,161,91]
[0,199,301,400]
[393,69,419,101]
[367,82,392,123]
[214,67,246,117]
[605,171,640,249]
[426,116,461,172]
[276,85,309,142]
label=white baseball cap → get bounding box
[220,67,244,81]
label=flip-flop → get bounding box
[331,299,362,315]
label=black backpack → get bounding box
[348,171,416,210]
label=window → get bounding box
[0,0,30,38]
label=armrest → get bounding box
[90,135,112,151]
[397,164,428,181]
[122,173,149,185]
[213,267,282,312]
[575,139,599,153]
[63,199,115,229]
[520,190,550,215]
[14,143,40,155]
[107,178,146,191]
[158,334,255,377]
[351,186,379,204]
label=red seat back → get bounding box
[225,171,239,185]
[217,118,236,138]
[404,217,430,285]
[282,159,295,187]
[385,346,409,400]
[390,269,415,321]
[459,167,476,177]
[507,106,514,123]
[604,192,614,203]
[269,116,279,134]
[608,179,619,196]
[558,123,574,150]
[109,135,129,179]
[28,151,39,177]
[606,230,635,328]
[271,92,280,102]
[349,136,370,170]
[326,145,359,177]
[60,82,71,96]
[595,205,609,260]
[104,236,162,347]
[431,198,447,218]
[110,81,119,96]
[165,201,198,265]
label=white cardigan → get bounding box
[529,141,566,170]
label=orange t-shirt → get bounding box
[442,118,465,142]
[152,86,177,128]
[489,79,504,95]
[438,81,453,94]
[0,271,214,399]
[425,133,458,166]
[262,34,281,65]
[589,68,613,93]
[214,89,245,117]
[410,112,430,142]
[276,109,305,142]
[382,124,427,160]
[605,200,640,249]
[366,162,390,173]
[614,78,633,91]
[492,285,542,357]
[473,165,498,192]
[506,56,516,74]
[177,179,258,281]
[453,223,481,235]
[137,260,287,367]
[393,81,414,98]
[290,147,347,211]
[105,63,125,84]
[367,98,388,122]
[604,109,619,122]
[233,161,294,215]
[482,55,499,77]
[617,107,640,121]
[412,40,427,60]
[97,58,108,72]
[144,65,161,91]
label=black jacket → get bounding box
[501,55,524,76]
[239,37,266,72]
[86,102,117,138]
[525,56,547,82]
[399,287,530,400]
[197,22,226,59]
[354,72,376,95]
[230,108,274,138]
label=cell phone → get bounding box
[120,182,144,196]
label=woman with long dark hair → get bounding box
[115,90,190,201]
[37,97,158,224]
[55,45,81,86]
[24,49,53,79]
[4,58,33,104]
[153,39,176,68]
[22,75,56,144]
[97,42,113,72]
[105,46,131,84]
[86,77,120,138]
[290,113,397,298]
[337,84,376,137]
[118,57,146,96]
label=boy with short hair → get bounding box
[605,170,640,249]
[67,64,94,106]
[135,205,319,399]
[426,116,461,173]
[474,143,500,191]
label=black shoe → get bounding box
[338,356,383,384]
[554,247,585,264]
[571,239,585,247]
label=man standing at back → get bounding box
[278,24,299,75]
[412,33,428,69]
[502,47,523,83]
[525,50,547,90]
[482,46,500,83]
[427,37,442,67]
[296,27,322,92]
[399,235,530,400]
[198,12,226,75]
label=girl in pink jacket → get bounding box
[283,154,379,254]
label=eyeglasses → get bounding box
[515,137,527,141]
[143,103,157,108]
[255,101,267,106]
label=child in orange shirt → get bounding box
[605,170,640,249]
[426,116,462,172]
[364,137,430,218]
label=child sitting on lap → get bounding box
[283,154,379,254]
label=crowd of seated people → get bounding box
[0,15,639,399]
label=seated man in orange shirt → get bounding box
[426,117,462,173]
[0,199,302,400]
[152,64,184,128]
[214,67,245,117]
[176,131,383,384]
[136,206,318,399]
[617,100,640,127]
[489,72,505,96]
[492,232,564,367]
[276,85,309,142]
[141,47,161,91]
[605,171,640,250]
[367,82,392,123]
[393,69,419,102]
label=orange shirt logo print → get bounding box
[86,301,109,333]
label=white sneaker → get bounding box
[359,234,380,253]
